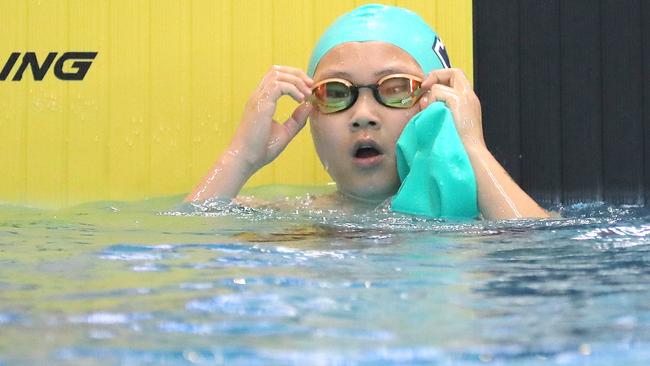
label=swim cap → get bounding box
[307,4,450,77]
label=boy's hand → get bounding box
[229,65,314,173]
[418,68,486,149]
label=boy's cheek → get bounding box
[310,119,338,146]
[308,110,318,123]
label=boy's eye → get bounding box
[325,82,350,98]
[379,78,413,96]
[379,78,419,106]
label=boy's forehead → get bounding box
[313,41,422,80]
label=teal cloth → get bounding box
[391,103,479,219]
[307,4,447,77]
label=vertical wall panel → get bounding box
[108,1,150,201]
[355,0,395,7]
[644,1,650,206]
[25,0,68,207]
[67,0,109,206]
[0,2,28,204]
[560,0,603,204]
[519,0,562,205]
[190,1,232,185]
[474,0,521,182]
[601,0,643,204]
[150,0,192,197]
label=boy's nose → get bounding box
[349,89,381,129]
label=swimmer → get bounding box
[186,4,549,220]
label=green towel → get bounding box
[392,102,479,219]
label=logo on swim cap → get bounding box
[432,36,451,69]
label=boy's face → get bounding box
[310,41,424,203]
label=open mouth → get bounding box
[352,140,384,167]
[355,146,381,159]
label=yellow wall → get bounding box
[0,0,473,208]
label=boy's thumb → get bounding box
[283,102,313,139]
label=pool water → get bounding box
[1,187,650,365]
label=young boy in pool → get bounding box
[186,4,549,220]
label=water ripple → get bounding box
[99,244,178,261]
[191,244,353,269]
[158,320,308,336]
[573,224,650,249]
[0,312,19,325]
[67,312,151,325]
[50,340,650,365]
[186,293,298,318]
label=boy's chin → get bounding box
[340,185,396,204]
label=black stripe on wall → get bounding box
[601,0,643,205]
[474,0,648,206]
[519,0,562,205]
[560,0,602,204]
[644,1,650,206]
[474,0,521,183]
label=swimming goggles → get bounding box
[310,74,424,114]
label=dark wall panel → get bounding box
[519,0,562,205]
[601,0,643,204]
[643,1,650,206]
[560,0,603,204]
[475,0,647,206]
[474,0,521,182]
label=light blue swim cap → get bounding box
[307,4,451,77]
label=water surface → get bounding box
[1,188,650,365]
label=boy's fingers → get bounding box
[267,102,312,156]
[421,68,472,93]
[424,84,461,110]
[423,69,455,88]
[420,84,453,109]
[282,102,312,139]
[276,73,313,97]
[271,65,314,87]
[421,70,446,89]
[252,81,305,124]
[266,80,305,103]
[430,83,456,95]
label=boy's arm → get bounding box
[184,147,254,202]
[184,66,313,202]
[464,144,549,219]
[420,68,549,219]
